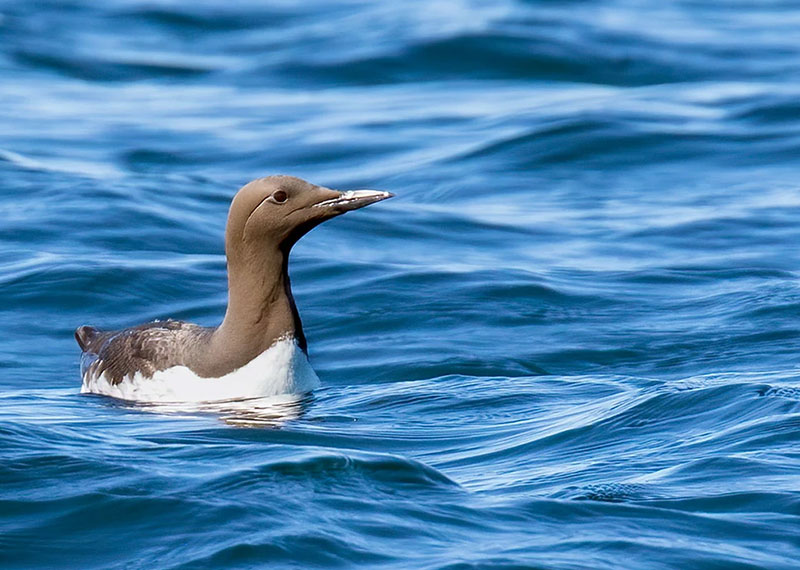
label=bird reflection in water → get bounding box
[121,393,314,427]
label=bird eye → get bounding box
[272,190,288,204]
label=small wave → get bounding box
[556,482,653,503]
[760,385,800,401]
[177,534,393,569]
[0,148,121,178]
[12,47,220,82]
[272,29,707,88]
[204,450,459,492]
[120,5,297,33]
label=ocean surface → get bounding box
[2,1,800,568]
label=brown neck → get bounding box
[210,245,306,370]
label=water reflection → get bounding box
[127,392,314,427]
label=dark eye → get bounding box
[272,190,288,204]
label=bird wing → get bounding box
[77,320,204,385]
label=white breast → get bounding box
[80,338,320,403]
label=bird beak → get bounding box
[313,189,394,214]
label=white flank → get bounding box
[80,338,320,403]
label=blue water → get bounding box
[2,1,800,568]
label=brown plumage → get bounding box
[77,175,392,390]
[76,321,210,385]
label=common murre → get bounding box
[75,175,393,403]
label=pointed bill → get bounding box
[313,190,394,212]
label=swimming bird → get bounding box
[76,175,392,403]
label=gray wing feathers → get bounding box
[77,321,207,385]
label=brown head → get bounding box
[226,175,393,258]
[211,175,392,367]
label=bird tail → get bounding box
[75,325,100,351]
